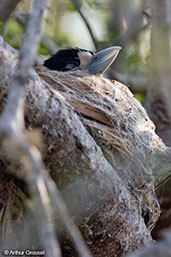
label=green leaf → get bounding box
[67,2,76,12]
[135,93,145,103]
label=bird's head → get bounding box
[43,46,121,75]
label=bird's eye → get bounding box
[65,63,76,70]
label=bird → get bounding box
[43,46,121,75]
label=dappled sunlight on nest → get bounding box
[36,65,166,161]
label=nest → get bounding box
[35,66,164,188]
[0,49,165,251]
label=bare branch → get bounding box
[70,0,100,51]
[18,1,46,74]
[12,10,29,27]
[110,1,151,72]
[0,0,63,256]
[145,0,171,148]
[151,0,171,122]
[111,71,148,94]
[116,0,151,48]
[1,0,47,125]
[24,144,93,257]
[0,0,21,23]
[18,142,62,257]
[44,172,93,257]
[13,11,59,54]
[41,35,59,54]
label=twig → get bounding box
[111,0,151,70]
[41,35,59,54]
[13,11,59,54]
[12,11,30,27]
[27,145,93,257]
[116,0,151,48]
[44,174,93,257]
[117,22,150,48]
[70,0,100,51]
[18,142,62,257]
[112,71,148,94]
[151,0,171,121]
[0,0,21,23]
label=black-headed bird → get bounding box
[43,46,121,75]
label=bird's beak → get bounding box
[87,46,122,75]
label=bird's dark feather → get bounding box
[44,48,94,71]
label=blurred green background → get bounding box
[0,0,151,105]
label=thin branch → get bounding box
[2,0,47,123]
[0,0,21,23]
[13,11,59,54]
[16,140,62,257]
[70,0,100,51]
[12,11,30,27]
[116,22,151,48]
[23,143,93,257]
[41,35,59,54]
[152,0,171,122]
[111,71,148,94]
[18,1,46,75]
[44,171,93,257]
[116,0,151,48]
[111,0,151,70]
